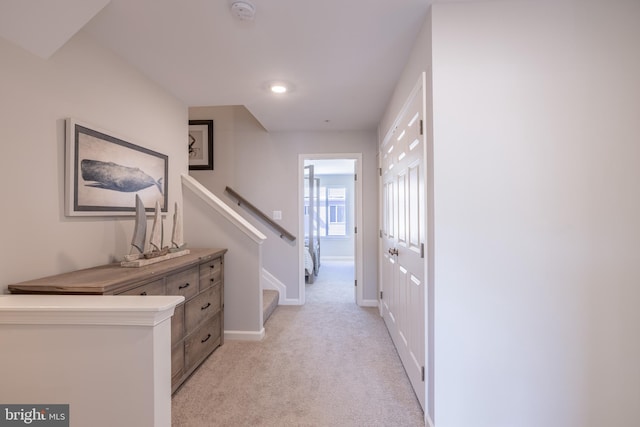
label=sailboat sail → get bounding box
[131,195,147,253]
[171,202,184,249]
[149,201,163,251]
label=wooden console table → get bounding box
[8,248,227,393]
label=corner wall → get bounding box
[0,31,187,293]
[182,185,263,336]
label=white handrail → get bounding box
[181,174,266,244]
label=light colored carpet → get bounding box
[171,259,424,426]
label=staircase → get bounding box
[263,290,279,324]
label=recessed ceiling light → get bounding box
[270,84,288,94]
[263,80,295,95]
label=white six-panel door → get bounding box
[380,76,426,410]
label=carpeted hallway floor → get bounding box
[171,259,424,426]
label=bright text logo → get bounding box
[0,405,68,426]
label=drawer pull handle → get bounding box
[201,333,211,343]
[140,291,147,296]
[178,283,190,290]
[210,264,215,269]
[201,302,211,310]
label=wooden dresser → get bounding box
[8,248,227,393]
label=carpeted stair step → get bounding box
[263,289,279,325]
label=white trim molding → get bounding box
[182,173,266,244]
[321,256,355,262]
[298,153,364,307]
[360,299,379,308]
[224,329,266,342]
[0,295,184,326]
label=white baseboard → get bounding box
[321,256,355,262]
[262,268,301,305]
[360,298,378,308]
[224,329,265,341]
[277,299,301,305]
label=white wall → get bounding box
[0,31,187,293]
[189,106,379,301]
[396,1,640,426]
[0,295,181,427]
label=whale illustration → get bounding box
[81,159,163,195]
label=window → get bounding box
[326,186,346,236]
[306,182,349,238]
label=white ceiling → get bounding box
[0,0,110,58]
[1,0,433,132]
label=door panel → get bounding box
[408,162,421,252]
[380,79,426,410]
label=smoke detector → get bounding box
[230,1,256,21]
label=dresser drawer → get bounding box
[171,303,184,347]
[185,284,221,333]
[184,314,221,369]
[119,279,165,296]
[166,267,199,300]
[199,257,222,289]
[199,273,221,292]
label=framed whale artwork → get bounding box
[65,118,168,216]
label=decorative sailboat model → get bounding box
[145,201,170,258]
[121,198,190,267]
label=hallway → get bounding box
[306,258,355,304]
[172,260,424,426]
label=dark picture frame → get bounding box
[188,120,214,170]
[65,118,169,216]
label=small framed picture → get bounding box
[188,120,214,170]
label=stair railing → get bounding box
[225,186,296,242]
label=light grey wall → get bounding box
[183,187,262,334]
[189,106,378,301]
[0,32,187,294]
[382,1,640,426]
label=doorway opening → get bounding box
[298,154,363,305]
